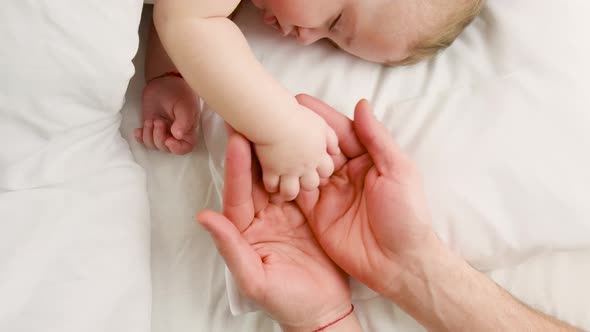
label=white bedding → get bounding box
[1,0,589,331]
[120,1,590,331]
[0,1,151,332]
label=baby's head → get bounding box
[251,0,484,64]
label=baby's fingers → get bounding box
[165,137,194,155]
[326,127,340,156]
[317,155,335,179]
[171,98,199,139]
[142,120,156,149]
[300,171,320,191]
[263,173,280,194]
[134,128,144,144]
[279,175,300,201]
[153,120,171,152]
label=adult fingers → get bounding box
[353,99,404,176]
[223,132,256,232]
[197,210,265,299]
[296,94,365,158]
[295,189,319,219]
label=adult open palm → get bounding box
[197,131,351,330]
[295,95,438,297]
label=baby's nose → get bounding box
[296,27,323,46]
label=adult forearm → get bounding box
[153,1,296,143]
[389,241,582,332]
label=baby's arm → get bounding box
[145,19,183,82]
[153,0,339,198]
[153,0,295,143]
[135,20,200,155]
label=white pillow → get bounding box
[0,0,144,187]
[0,1,150,331]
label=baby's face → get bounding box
[252,0,442,63]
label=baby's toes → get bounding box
[279,175,300,201]
[317,154,335,179]
[300,171,320,191]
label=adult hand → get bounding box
[294,95,583,332]
[197,130,354,331]
[295,94,440,298]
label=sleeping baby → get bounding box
[135,0,484,200]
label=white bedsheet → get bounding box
[0,1,151,332]
[119,1,590,331]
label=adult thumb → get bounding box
[353,99,404,176]
[197,210,264,294]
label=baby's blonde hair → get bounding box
[390,0,485,66]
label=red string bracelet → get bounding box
[148,71,183,83]
[312,304,355,332]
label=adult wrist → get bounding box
[385,235,480,331]
[280,303,359,332]
[385,234,458,301]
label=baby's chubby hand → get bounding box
[254,103,340,201]
[135,75,200,155]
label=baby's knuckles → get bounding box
[259,106,331,175]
